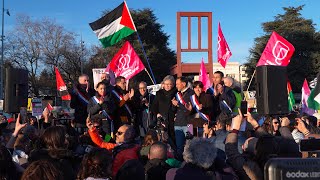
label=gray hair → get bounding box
[224,76,234,86]
[183,137,217,169]
[139,81,147,87]
[162,75,175,86]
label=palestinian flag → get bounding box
[287,81,295,111]
[89,2,136,48]
[307,73,320,110]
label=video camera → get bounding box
[155,116,167,131]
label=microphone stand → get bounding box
[146,91,151,131]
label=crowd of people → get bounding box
[0,70,320,180]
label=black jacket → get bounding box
[151,88,177,138]
[70,84,95,124]
[29,149,79,179]
[87,93,115,120]
[188,92,213,127]
[207,86,236,121]
[145,158,172,180]
[133,92,156,136]
[174,88,194,126]
[111,86,134,129]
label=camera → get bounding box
[156,116,166,131]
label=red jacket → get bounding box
[88,128,140,178]
[112,144,140,177]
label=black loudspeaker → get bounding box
[256,65,288,115]
[4,67,29,113]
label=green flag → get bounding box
[287,81,295,111]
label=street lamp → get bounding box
[0,0,10,100]
[80,36,84,74]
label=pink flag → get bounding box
[301,78,316,115]
[256,31,295,67]
[217,22,232,68]
[199,59,211,91]
[109,41,145,80]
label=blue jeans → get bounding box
[174,126,188,160]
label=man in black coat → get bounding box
[70,74,95,127]
[133,81,155,137]
[111,76,134,131]
[145,142,172,180]
[171,76,194,160]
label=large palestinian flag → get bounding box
[89,2,136,48]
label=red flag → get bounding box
[217,22,232,68]
[46,103,54,111]
[109,41,145,80]
[257,31,295,67]
[55,67,71,101]
[199,59,211,91]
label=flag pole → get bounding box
[244,69,256,101]
[144,68,155,85]
[136,32,157,85]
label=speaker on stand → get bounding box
[4,67,29,113]
[256,65,288,115]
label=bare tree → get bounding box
[6,15,43,96]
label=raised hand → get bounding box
[13,114,27,137]
[185,102,193,111]
[171,97,178,107]
[129,88,134,99]
[86,117,94,130]
[246,111,259,129]
[86,81,89,92]
[123,93,130,101]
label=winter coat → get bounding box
[151,88,177,138]
[70,84,95,124]
[110,86,134,130]
[145,158,172,180]
[87,93,115,120]
[111,143,140,178]
[29,148,79,179]
[188,92,213,127]
[174,88,194,126]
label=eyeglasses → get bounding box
[116,131,124,136]
[273,122,279,124]
[139,87,146,90]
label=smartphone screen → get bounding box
[187,124,193,135]
[299,139,320,152]
[240,101,248,115]
[19,107,27,124]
